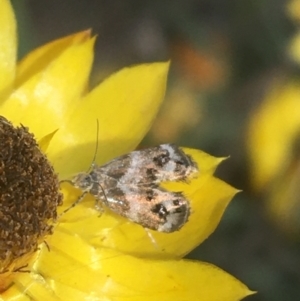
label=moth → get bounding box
[65,144,198,232]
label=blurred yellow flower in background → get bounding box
[287,0,300,63]
[247,81,300,235]
[247,0,300,236]
[0,0,253,300]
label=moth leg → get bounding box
[58,191,88,218]
[94,198,105,213]
[13,264,30,273]
[43,240,50,252]
[144,228,159,249]
[0,268,8,274]
[94,183,108,213]
[94,183,128,212]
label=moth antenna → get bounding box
[87,119,100,172]
[87,119,109,205]
[59,119,109,217]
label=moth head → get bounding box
[71,172,93,191]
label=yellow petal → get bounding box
[58,148,236,258]
[265,157,300,235]
[247,81,300,189]
[16,30,91,87]
[0,37,94,140]
[287,32,300,64]
[0,0,16,99]
[3,237,253,301]
[48,62,170,178]
[38,130,58,153]
[1,286,30,301]
[287,0,300,22]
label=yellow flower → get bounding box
[247,80,300,235]
[249,0,300,235]
[0,0,253,300]
[287,0,300,64]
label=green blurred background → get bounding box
[11,1,300,300]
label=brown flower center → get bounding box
[0,116,62,285]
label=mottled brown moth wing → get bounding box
[98,184,190,232]
[99,144,198,185]
[70,144,199,232]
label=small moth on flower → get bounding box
[64,144,198,232]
